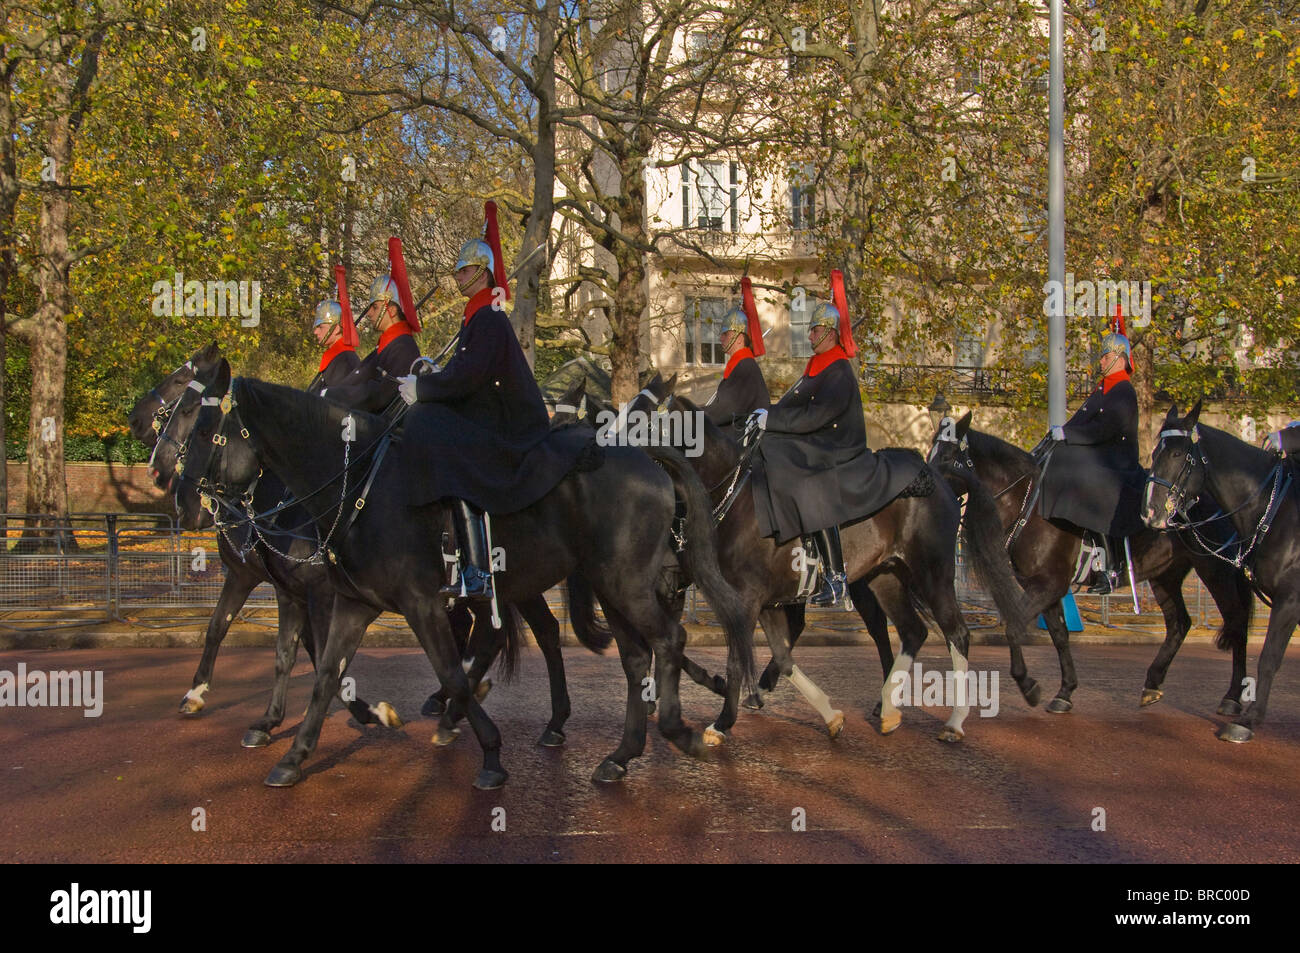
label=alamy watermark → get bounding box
[151,270,261,326]
[889,663,999,718]
[595,407,704,458]
[0,663,104,717]
[1042,273,1151,327]
[50,884,150,933]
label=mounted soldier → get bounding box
[1038,306,1145,593]
[324,238,422,415]
[397,202,591,602]
[308,265,361,397]
[747,270,924,607]
[703,276,770,434]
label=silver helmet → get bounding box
[1100,330,1131,365]
[362,274,400,325]
[719,307,749,340]
[313,300,342,329]
[809,301,841,330]
[455,238,494,275]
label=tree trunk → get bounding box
[20,59,75,551]
[608,144,650,406]
[0,47,16,542]
[510,0,557,371]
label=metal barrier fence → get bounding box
[0,512,1238,637]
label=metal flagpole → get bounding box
[1048,0,1067,427]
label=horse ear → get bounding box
[213,358,232,395]
[1164,401,1179,423]
[202,341,220,362]
[665,372,678,392]
[1187,398,1203,425]
[957,410,972,436]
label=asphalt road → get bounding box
[1,641,1297,863]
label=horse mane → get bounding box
[1191,421,1276,469]
[966,426,1036,480]
[232,377,390,470]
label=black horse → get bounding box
[577,389,1038,743]
[172,363,754,788]
[141,354,608,752]
[930,411,1254,714]
[1145,401,1297,742]
[128,352,406,743]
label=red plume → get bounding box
[334,265,359,348]
[1113,302,1126,337]
[387,236,420,332]
[830,269,855,357]
[484,201,510,300]
[740,277,764,357]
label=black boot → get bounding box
[1086,535,1120,595]
[440,499,493,601]
[809,525,846,607]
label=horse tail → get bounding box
[1216,571,1255,653]
[936,460,1031,642]
[564,572,614,653]
[646,445,756,693]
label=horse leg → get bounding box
[928,583,975,743]
[1202,569,1254,716]
[871,575,929,735]
[423,600,474,717]
[433,606,501,744]
[264,595,374,787]
[1039,600,1078,713]
[179,566,258,714]
[1219,596,1298,743]
[591,614,653,783]
[851,577,894,717]
[653,616,706,757]
[519,595,571,747]
[1139,572,1193,708]
[744,603,803,709]
[241,588,305,748]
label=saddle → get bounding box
[881,447,936,498]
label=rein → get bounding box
[1149,426,1292,592]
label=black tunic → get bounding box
[704,353,770,434]
[324,326,420,414]
[306,346,361,397]
[399,296,591,513]
[1039,376,1146,537]
[1281,425,1300,456]
[750,352,924,543]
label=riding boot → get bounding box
[439,499,493,601]
[809,525,846,608]
[1086,535,1119,595]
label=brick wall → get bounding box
[5,462,166,514]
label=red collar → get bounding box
[318,338,356,373]
[722,347,755,380]
[803,345,848,378]
[377,320,414,353]
[463,288,496,324]
[1101,368,1130,394]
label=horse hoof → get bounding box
[937,726,964,743]
[373,701,403,728]
[1218,723,1254,743]
[1046,697,1073,714]
[741,692,765,710]
[702,724,726,746]
[827,711,845,739]
[1217,698,1243,716]
[473,768,508,790]
[1023,681,1043,708]
[879,711,902,735]
[537,728,566,748]
[241,729,272,748]
[474,679,493,703]
[591,759,627,783]
[430,727,461,747]
[421,694,446,718]
[871,701,882,718]
[264,763,302,788]
[179,696,205,715]
[1139,688,1164,708]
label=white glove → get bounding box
[1051,425,1065,442]
[319,388,327,398]
[1265,430,1283,452]
[398,375,418,406]
[749,409,768,431]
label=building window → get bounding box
[685,296,729,366]
[955,59,982,95]
[789,292,822,359]
[687,30,714,78]
[790,162,816,230]
[682,159,739,231]
[955,332,985,368]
